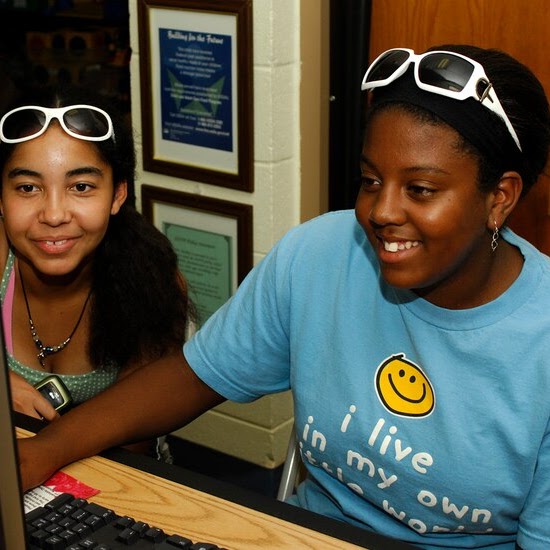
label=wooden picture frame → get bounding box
[138,0,254,191]
[141,185,253,323]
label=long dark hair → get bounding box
[0,84,194,368]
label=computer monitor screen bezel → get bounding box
[0,322,28,548]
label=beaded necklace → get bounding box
[18,265,92,369]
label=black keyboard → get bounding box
[25,492,225,549]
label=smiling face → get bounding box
[355,106,496,308]
[0,124,127,278]
[376,354,435,417]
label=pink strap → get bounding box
[2,267,15,354]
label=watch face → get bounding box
[37,381,67,409]
[38,382,64,407]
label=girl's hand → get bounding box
[9,371,58,421]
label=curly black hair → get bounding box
[0,84,194,368]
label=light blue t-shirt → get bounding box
[184,210,550,550]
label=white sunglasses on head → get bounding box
[361,48,521,151]
[0,104,115,144]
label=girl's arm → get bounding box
[17,349,224,491]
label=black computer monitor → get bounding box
[0,319,28,548]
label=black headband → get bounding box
[369,67,523,170]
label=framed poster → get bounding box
[141,185,253,324]
[138,0,254,191]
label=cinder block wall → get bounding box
[128,0,313,468]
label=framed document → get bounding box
[141,185,253,324]
[138,0,254,191]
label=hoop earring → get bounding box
[491,220,500,252]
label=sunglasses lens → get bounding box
[63,108,110,139]
[418,53,475,93]
[366,49,411,84]
[2,109,47,141]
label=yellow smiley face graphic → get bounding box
[375,354,435,417]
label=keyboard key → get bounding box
[144,526,166,542]
[166,534,194,547]
[71,538,96,549]
[115,516,135,529]
[58,516,76,529]
[117,526,141,544]
[44,533,75,550]
[26,505,48,523]
[45,493,74,511]
[29,528,50,546]
[84,513,105,531]
[44,511,63,523]
[71,498,88,509]
[131,520,150,536]
[84,501,117,524]
[30,516,50,530]
[71,522,92,538]
[44,523,64,535]
[70,508,88,523]
[57,529,79,546]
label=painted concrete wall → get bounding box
[128,0,306,468]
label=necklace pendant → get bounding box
[19,264,92,371]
